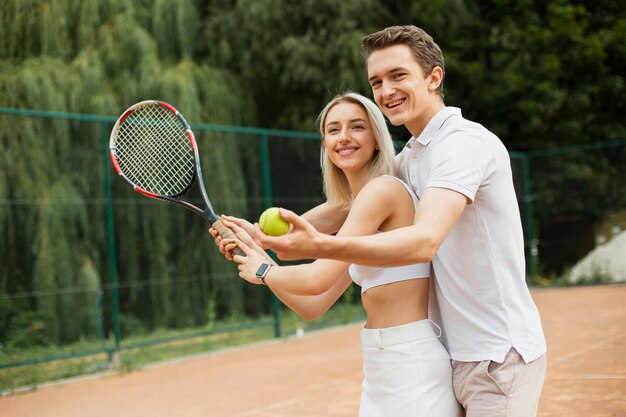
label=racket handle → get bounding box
[212,219,246,257]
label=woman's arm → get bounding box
[269,272,353,320]
[220,219,352,319]
[230,177,413,307]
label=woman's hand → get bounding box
[231,238,274,285]
[209,215,257,261]
[219,220,275,284]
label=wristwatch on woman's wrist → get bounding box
[255,263,272,286]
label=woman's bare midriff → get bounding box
[362,278,429,329]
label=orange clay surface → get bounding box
[1,284,625,417]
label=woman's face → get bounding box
[322,101,378,176]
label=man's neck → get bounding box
[406,101,446,138]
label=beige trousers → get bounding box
[451,348,547,417]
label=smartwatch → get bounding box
[255,263,273,286]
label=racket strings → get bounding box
[114,105,195,196]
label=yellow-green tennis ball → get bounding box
[259,207,290,236]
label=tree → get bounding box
[0,0,256,345]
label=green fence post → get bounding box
[100,121,122,352]
[259,134,282,338]
[521,154,538,277]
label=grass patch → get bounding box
[1,303,365,394]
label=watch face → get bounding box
[256,263,270,278]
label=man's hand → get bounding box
[255,208,331,261]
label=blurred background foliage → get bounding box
[0,0,624,351]
[1,0,623,141]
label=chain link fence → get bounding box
[1,107,625,389]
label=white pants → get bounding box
[359,320,463,417]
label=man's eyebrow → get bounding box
[368,67,406,82]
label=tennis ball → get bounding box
[259,207,290,236]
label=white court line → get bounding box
[551,375,626,380]
[237,378,356,416]
[240,399,299,416]
[550,332,625,364]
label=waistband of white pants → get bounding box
[361,319,441,348]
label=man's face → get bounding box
[367,45,434,133]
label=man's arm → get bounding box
[210,201,349,257]
[257,187,468,266]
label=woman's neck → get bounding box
[345,165,371,198]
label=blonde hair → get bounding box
[317,92,396,204]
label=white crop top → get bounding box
[348,176,430,293]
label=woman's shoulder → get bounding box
[367,175,414,197]
[357,175,416,210]
[345,176,416,232]
[363,174,402,191]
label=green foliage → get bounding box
[119,313,148,338]
[152,0,201,61]
[529,260,613,287]
[205,290,217,332]
[204,0,389,129]
[33,179,97,343]
[0,0,256,348]
[440,0,625,152]
[341,283,356,323]
[4,310,50,348]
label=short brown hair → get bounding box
[362,25,445,97]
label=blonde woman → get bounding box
[218,92,461,417]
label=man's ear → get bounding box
[429,66,444,91]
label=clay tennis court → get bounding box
[2,284,625,417]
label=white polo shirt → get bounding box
[396,107,546,363]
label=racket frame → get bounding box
[109,100,221,224]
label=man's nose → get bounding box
[382,84,396,98]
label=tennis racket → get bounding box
[109,100,244,256]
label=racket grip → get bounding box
[212,219,246,257]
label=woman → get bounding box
[219,92,461,417]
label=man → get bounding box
[254,25,547,416]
